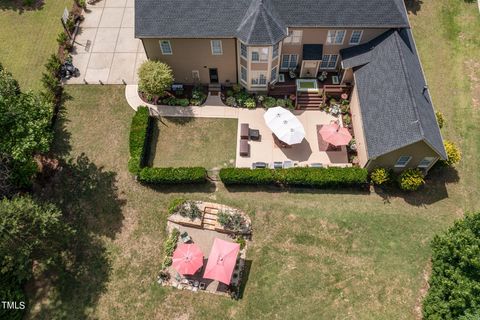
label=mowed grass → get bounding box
[149,117,237,169]
[0,0,70,90]
[22,0,480,319]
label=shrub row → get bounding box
[219,167,368,188]
[138,167,207,184]
[128,107,151,174]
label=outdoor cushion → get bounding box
[240,123,249,139]
[249,129,260,141]
[240,139,250,157]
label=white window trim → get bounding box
[320,54,338,70]
[251,48,269,63]
[280,54,298,70]
[240,43,248,60]
[160,40,172,55]
[418,157,437,168]
[272,43,279,59]
[211,40,223,55]
[394,156,412,168]
[349,30,363,45]
[270,66,278,84]
[283,30,303,44]
[240,66,247,84]
[251,71,267,87]
[327,30,346,45]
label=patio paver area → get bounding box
[66,0,146,84]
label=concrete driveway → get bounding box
[66,0,146,84]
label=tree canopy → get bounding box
[137,60,174,96]
[423,212,480,319]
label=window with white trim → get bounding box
[211,40,223,55]
[160,40,172,55]
[240,66,247,83]
[272,43,279,59]
[251,71,267,86]
[251,48,269,62]
[349,30,363,45]
[327,30,346,45]
[395,156,412,168]
[192,70,200,82]
[418,157,437,168]
[283,30,303,44]
[251,51,259,61]
[270,66,278,83]
[320,54,338,69]
[240,43,247,59]
[280,54,298,70]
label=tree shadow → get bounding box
[159,116,195,126]
[0,0,45,13]
[375,165,459,206]
[50,96,73,158]
[237,259,252,299]
[31,153,126,318]
[404,0,423,15]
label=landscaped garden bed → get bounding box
[221,84,294,109]
[139,84,208,106]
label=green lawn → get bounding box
[0,0,70,90]
[20,0,480,319]
[149,117,237,170]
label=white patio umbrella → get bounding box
[263,107,306,145]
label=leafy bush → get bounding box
[435,111,445,129]
[256,95,265,103]
[397,168,424,191]
[234,91,251,107]
[226,90,234,97]
[191,87,206,102]
[343,114,351,126]
[168,197,186,214]
[276,98,286,107]
[285,98,294,110]
[263,96,277,108]
[128,107,150,174]
[235,237,246,249]
[217,211,247,233]
[56,32,69,45]
[441,140,461,166]
[0,63,20,98]
[219,167,368,188]
[232,84,242,93]
[44,54,62,77]
[244,98,256,109]
[176,98,190,107]
[225,96,236,107]
[176,200,202,220]
[370,168,391,185]
[138,167,207,184]
[422,213,480,319]
[138,60,174,97]
[161,228,180,269]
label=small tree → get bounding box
[370,167,391,186]
[138,60,174,97]
[398,168,424,191]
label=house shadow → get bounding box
[374,165,459,206]
[0,0,44,13]
[223,184,370,196]
[31,153,126,318]
[404,0,423,15]
[237,259,252,300]
[140,181,217,194]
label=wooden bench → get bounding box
[240,123,249,139]
[239,139,250,157]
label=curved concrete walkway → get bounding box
[125,85,239,118]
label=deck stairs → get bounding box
[202,207,219,230]
[296,92,322,109]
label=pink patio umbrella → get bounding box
[319,122,352,146]
[203,238,240,284]
[172,243,204,275]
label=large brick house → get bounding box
[135,0,446,172]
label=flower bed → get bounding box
[139,85,208,106]
[221,84,294,109]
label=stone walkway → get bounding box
[66,0,147,84]
[125,85,239,118]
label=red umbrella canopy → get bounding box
[172,243,204,275]
[203,238,240,284]
[319,123,352,146]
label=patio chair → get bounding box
[310,163,324,168]
[240,123,249,139]
[249,129,260,141]
[180,232,192,243]
[273,162,283,169]
[252,162,268,169]
[240,139,250,157]
[199,282,206,290]
[283,161,293,168]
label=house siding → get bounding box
[141,38,237,85]
[366,140,440,172]
[349,85,369,168]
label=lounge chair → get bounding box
[240,123,249,139]
[239,139,250,157]
[199,282,206,290]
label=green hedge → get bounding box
[219,167,368,188]
[128,107,151,174]
[138,167,207,184]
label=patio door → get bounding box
[300,61,319,78]
[209,68,219,83]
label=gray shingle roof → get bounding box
[135,0,409,44]
[340,29,447,160]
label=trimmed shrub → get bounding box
[285,98,294,110]
[370,167,391,185]
[244,98,256,109]
[225,96,236,107]
[422,213,480,319]
[441,140,461,166]
[276,99,286,107]
[138,167,207,184]
[435,111,445,129]
[398,168,424,191]
[176,98,189,107]
[219,167,368,188]
[138,60,174,97]
[128,107,150,174]
[56,32,69,45]
[263,96,277,108]
[161,228,180,269]
[234,91,251,107]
